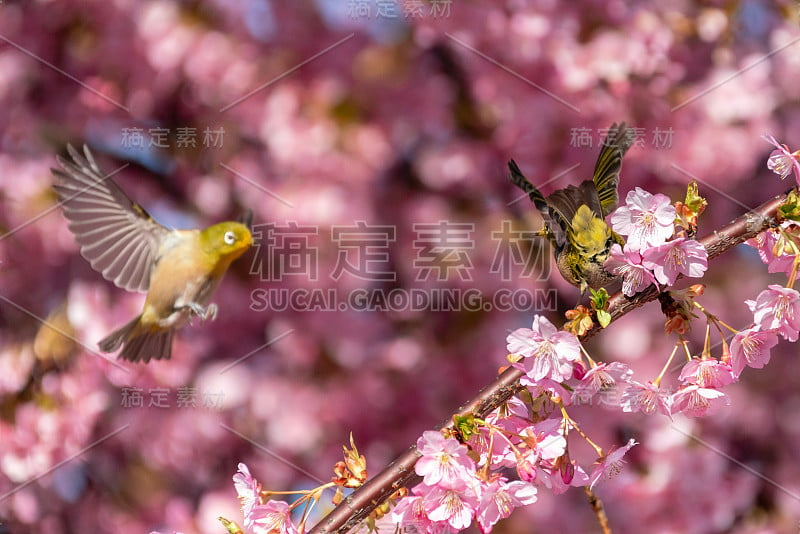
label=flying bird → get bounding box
[52,145,252,363]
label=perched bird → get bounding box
[52,145,253,363]
[508,123,632,293]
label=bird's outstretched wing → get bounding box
[593,122,632,217]
[544,181,603,250]
[509,159,566,248]
[52,144,170,292]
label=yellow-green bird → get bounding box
[508,123,632,293]
[52,145,253,363]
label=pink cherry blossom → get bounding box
[641,237,708,285]
[763,134,800,185]
[620,380,672,417]
[422,484,480,530]
[609,187,676,250]
[489,395,530,420]
[571,361,633,405]
[469,412,528,470]
[233,463,261,521]
[510,419,567,483]
[416,431,476,489]
[588,438,638,489]
[603,244,658,296]
[534,461,589,495]
[729,328,779,376]
[249,500,299,534]
[747,284,800,341]
[670,385,730,417]
[507,315,582,383]
[476,477,537,534]
[515,449,539,483]
[678,359,735,388]
[519,377,574,406]
[746,228,796,276]
[521,418,568,462]
[391,494,431,533]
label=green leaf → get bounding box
[684,181,707,214]
[589,287,609,310]
[778,189,800,222]
[597,309,612,328]
[218,517,244,534]
[453,413,479,441]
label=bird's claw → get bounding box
[187,302,217,321]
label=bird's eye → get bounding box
[224,231,236,245]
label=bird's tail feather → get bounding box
[98,316,140,353]
[98,316,173,363]
[118,329,173,363]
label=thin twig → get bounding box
[585,487,612,534]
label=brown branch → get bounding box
[585,487,612,534]
[307,191,787,534]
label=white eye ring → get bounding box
[224,231,236,245]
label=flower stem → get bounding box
[559,402,603,456]
[654,340,682,387]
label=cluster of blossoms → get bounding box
[730,135,800,380]
[604,187,708,297]
[392,429,539,533]
[151,464,301,534]
[229,463,299,534]
[607,136,800,416]
[212,437,370,534]
[385,312,640,533]
[505,311,742,422]
[389,414,635,533]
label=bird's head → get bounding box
[200,221,253,263]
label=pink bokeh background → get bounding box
[2,1,800,533]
